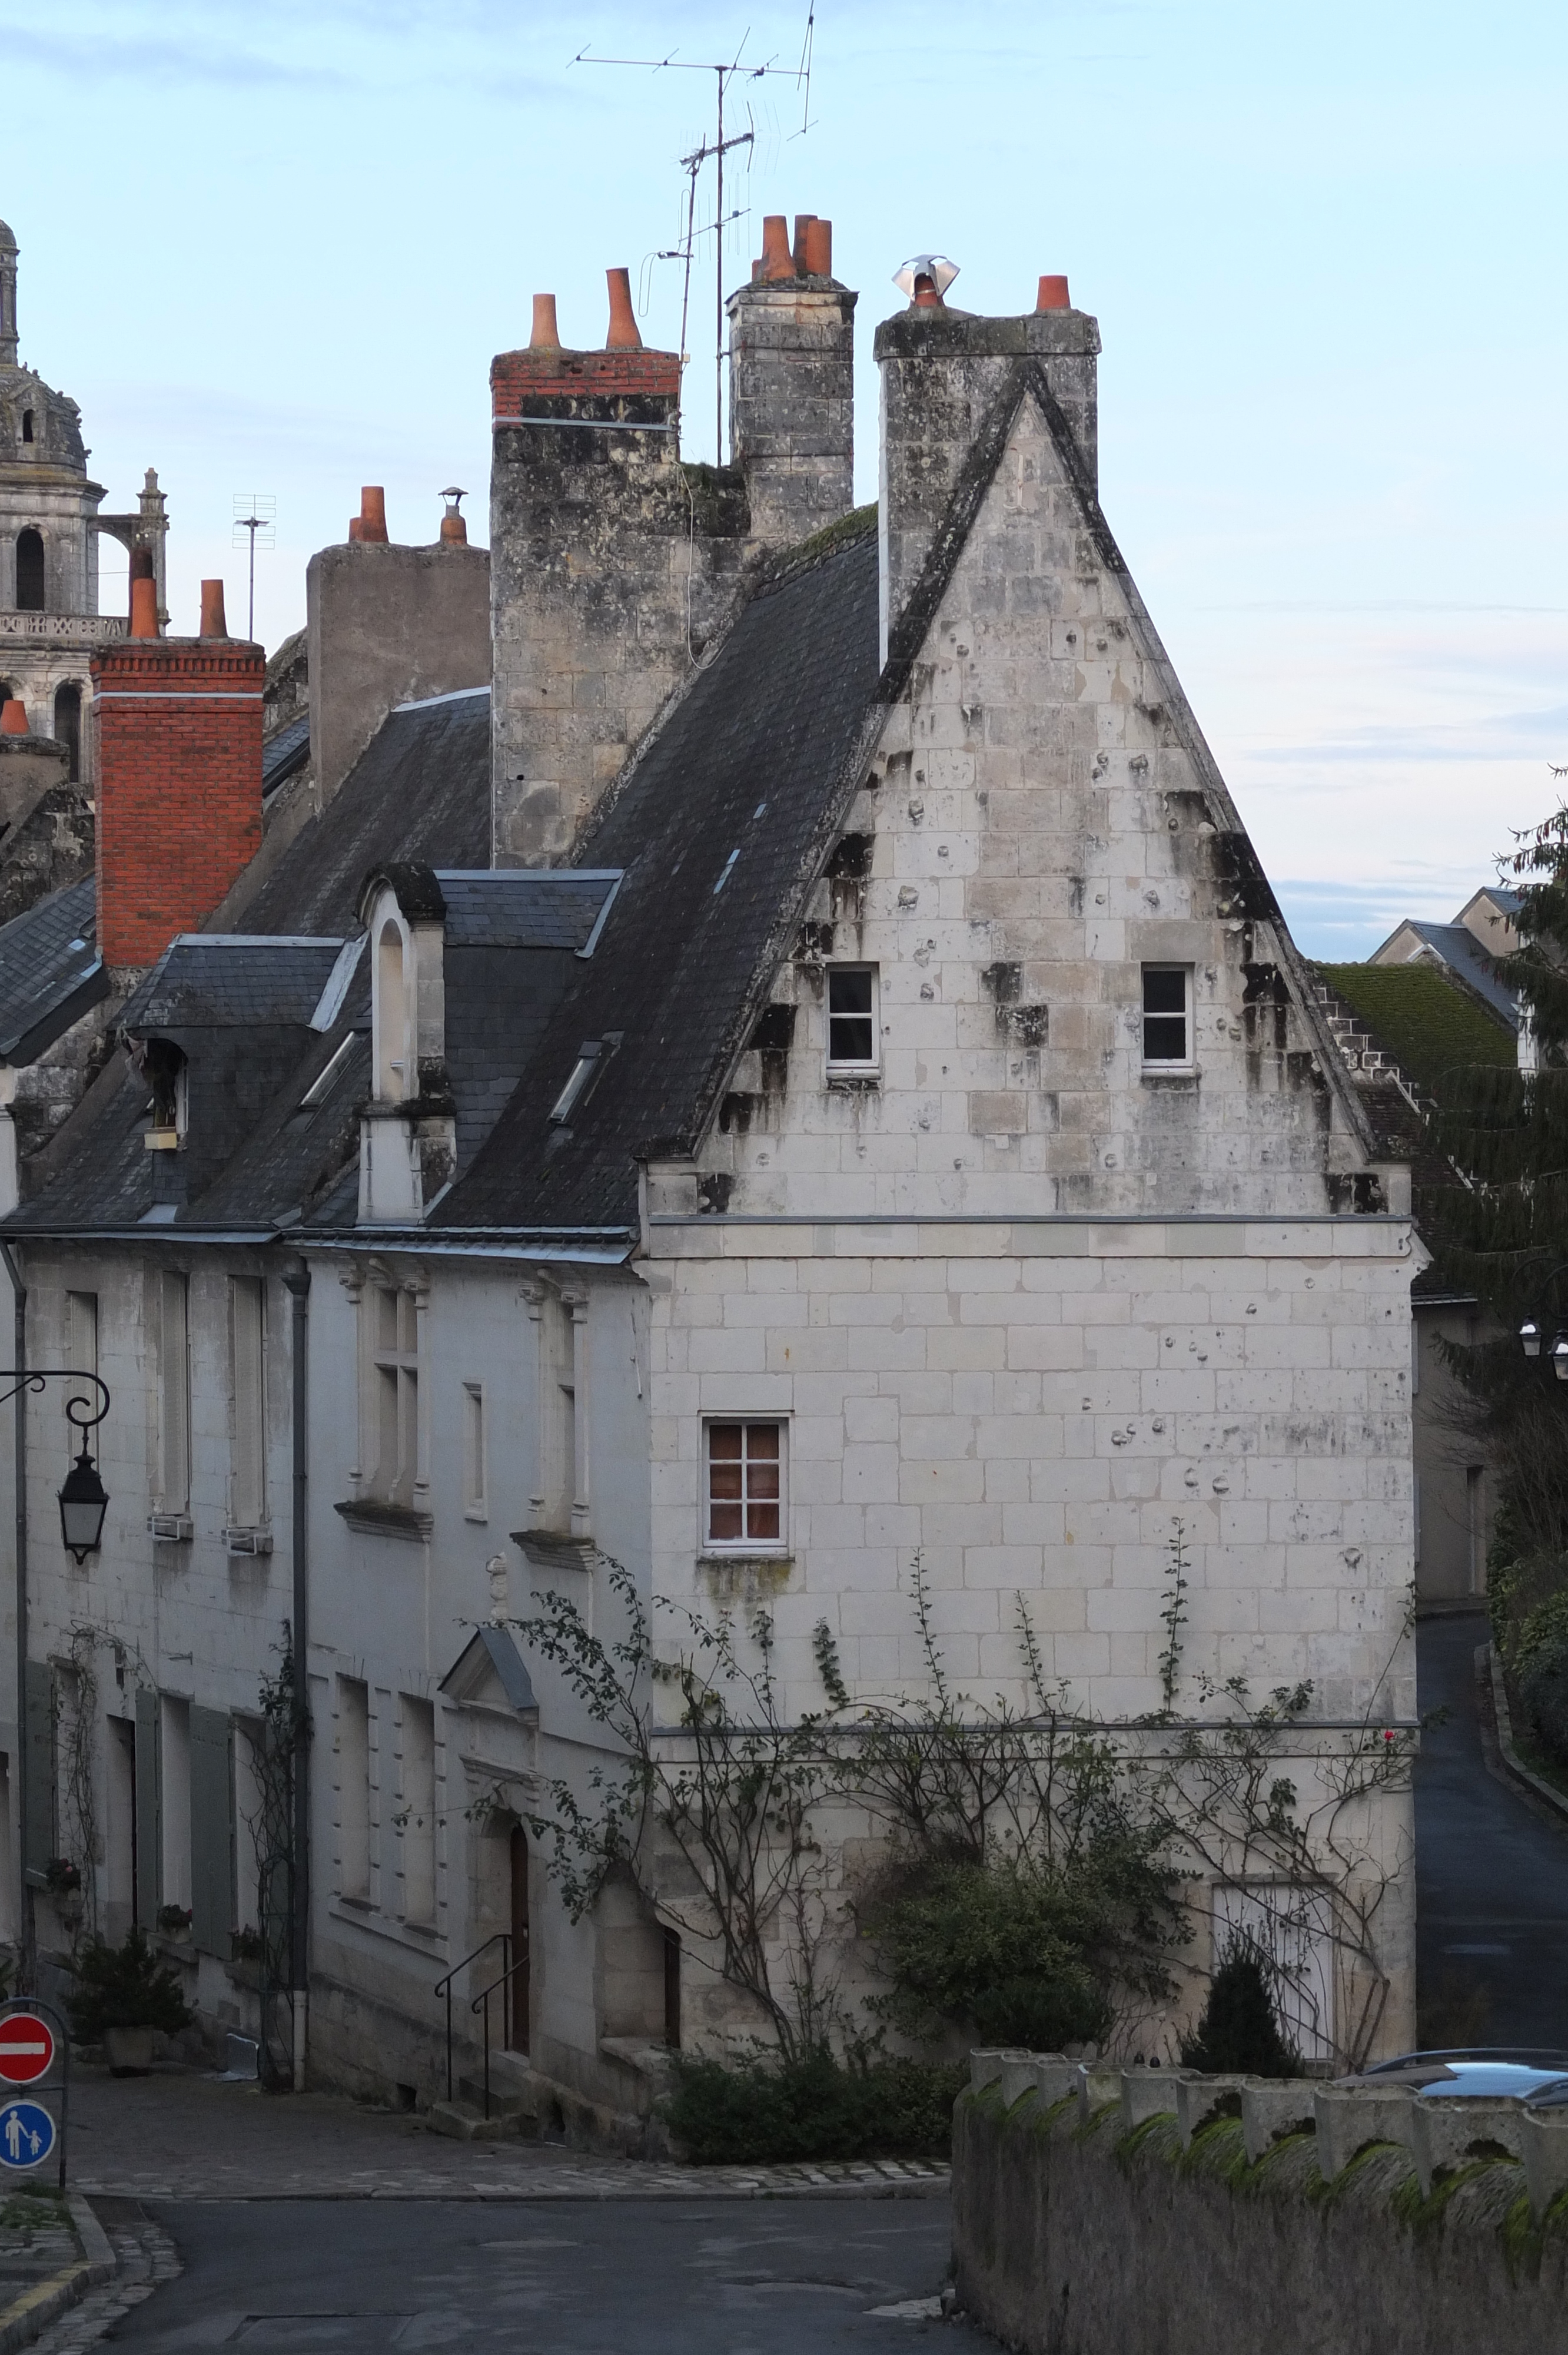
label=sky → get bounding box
[2,0,1564,956]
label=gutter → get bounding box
[0,1242,26,1987]
[283,1259,311,2092]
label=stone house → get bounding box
[0,224,1419,2127]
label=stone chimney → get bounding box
[91,588,265,971]
[0,218,16,368]
[874,266,1099,666]
[489,270,748,867]
[726,213,856,553]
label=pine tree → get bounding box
[1180,1938,1300,2079]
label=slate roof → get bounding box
[430,525,881,1233]
[436,870,620,952]
[242,691,490,937]
[120,937,347,1034]
[262,712,312,797]
[1388,921,1518,1028]
[0,876,105,1064]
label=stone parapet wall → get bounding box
[953,2051,1568,2355]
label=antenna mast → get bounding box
[572,19,815,464]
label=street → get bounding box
[1415,1608,1568,2049]
[76,2197,981,2354]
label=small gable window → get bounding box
[827,966,878,1073]
[142,1037,188,1144]
[705,1419,785,1551]
[1141,966,1192,1067]
[20,410,33,445]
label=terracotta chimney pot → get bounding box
[0,699,27,736]
[792,214,817,273]
[358,486,389,545]
[604,266,642,351]
[1035,274,1071,312]
[802,218,833,277]
[530,293,562,350]
[347,516,363,542]
[759,215,795,283]
[913,272,942,309]
[129,576,160,638]
[440,509,468,545]
[199,579,230,639]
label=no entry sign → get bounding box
[0,2015,54,2085]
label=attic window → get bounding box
[549,1031,620,1126]
[141,1037,188,1146]
[20,410,32,445]
[1141,966,1192,1067]
[827,967,878,1073]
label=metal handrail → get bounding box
[470,1948,529,2120]
[434,1933,509,2102]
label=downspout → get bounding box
[283,1258,311,2092]
[0,1242,28,1992]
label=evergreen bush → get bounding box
[663,2044,962,2165]
[1180,1938,1301,2077]
[68,1927,192,2041]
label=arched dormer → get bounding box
[374,909,411,1103]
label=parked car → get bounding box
[1342,2048,1568,2102]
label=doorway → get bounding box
[509,1825,530,2053]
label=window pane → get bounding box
[1142,969,1185,1015]
[1144,1015,1188,1060]
[376,1288,398,1352]
[709,1464,743,1501]
[709,1423,742,1460]
[748,1464,780,1500]
[828,970,872,1014]
[746,1424,779,1459]
[710,1501,743,1541]
[746,1501,780,1540]
[830,1017,875,1063]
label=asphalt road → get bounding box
[1414,1608,1568,2049]
[97,2198,984,2353]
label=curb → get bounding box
[0,2194,116,2355]
[1484,1643,1568,1826]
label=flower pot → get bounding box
[104,2025,155,2075]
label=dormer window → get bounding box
[19,410,32,445]
[374,917,410,1102]
[142,1037,188,1149]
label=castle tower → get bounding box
[0,215,168,782]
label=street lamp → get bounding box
[0,1369,111,1557]
[1551,1335,1568,1386]
[57,1445,108,1563]
[1520,1316,1543,1359]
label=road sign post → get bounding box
[0,1999,69,2187]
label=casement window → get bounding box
[705,1419,786,1551]
[337,1677,371,1903]
[160,1695,192,1912]
[463,1382,487,1521]
[158,1273,191,1514]
[228,1276,267,1532]
[372,1285,420,1507]
[1141,966,1192,1067]
[827,966,879,1074]
[399,1696,437,1926]
[374,921,410,1104]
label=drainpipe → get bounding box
[283,1258,311,2092]
[0,1243,26,1991]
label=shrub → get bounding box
[664,2045,962,2166]
[865,1851,1177,2053]
[68,1928,192,2041]
[1180,1938,1301,2078]
[1519,1634,1568,1767]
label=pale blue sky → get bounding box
[3,0,1564,954]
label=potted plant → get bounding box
[68,1926,191,2074]
[155,1904,192,1939]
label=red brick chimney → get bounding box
[91,609,264,970]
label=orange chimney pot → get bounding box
[1035,274,1071,312]
[358,486,388,545]
[0,700,27,736]
[802,218,832,277]
[129,576,160,638]
[759,215,795,283]
[604,267,642,351]
[199,580,230,639]
[530,293,562,350]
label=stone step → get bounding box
[426,2099,511,2142]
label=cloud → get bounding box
[0,23,347,91]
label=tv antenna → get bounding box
[572,13,816,463]
[232,495,276,641]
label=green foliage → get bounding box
[663,2043,961,2166]
[1316,961,1514,1097]
[1519,1636,1568,1766]
[866,1859,1108,2048]
[67,1926,191,2039]
[1180,1938,1301,2078]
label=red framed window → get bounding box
[705,1421,784,1548]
